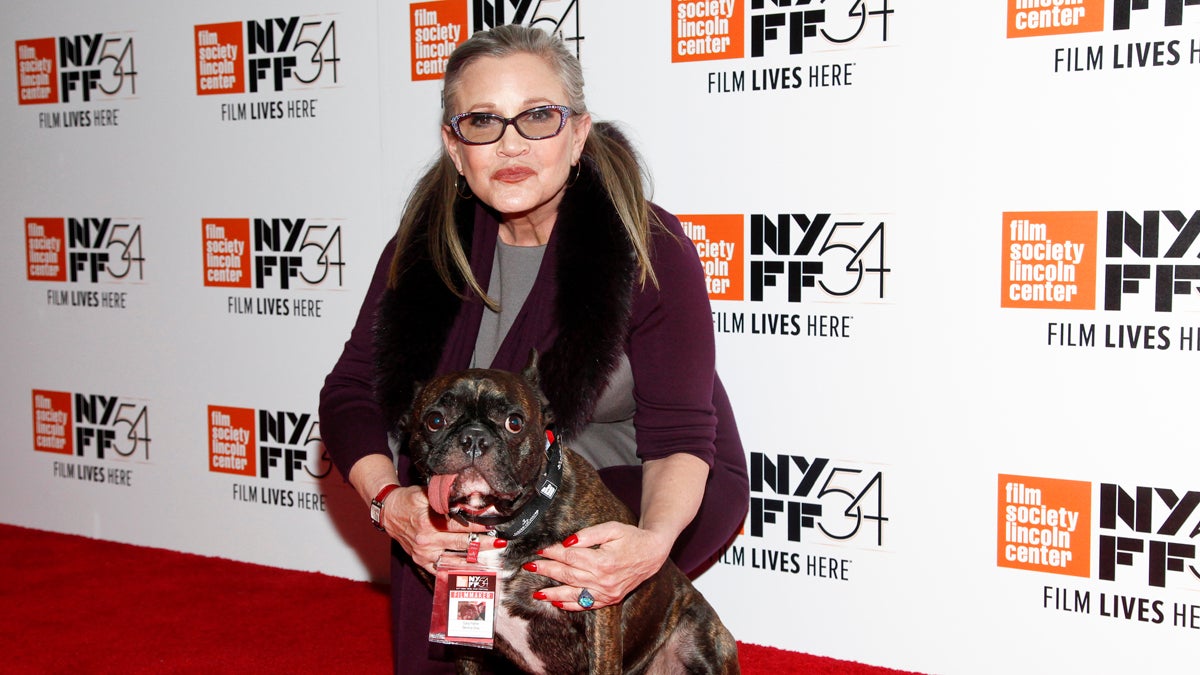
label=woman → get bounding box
[319,24,748,673]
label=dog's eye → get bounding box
[425,413,446,432]
[505,414,524,434]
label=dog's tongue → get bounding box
[427,473,457,515]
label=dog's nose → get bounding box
[458,425,491,460]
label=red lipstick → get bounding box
[492,166,535,183]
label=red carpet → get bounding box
[0,523,920,673]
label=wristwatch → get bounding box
[370,484,401,531]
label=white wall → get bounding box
[4,2,1199,673]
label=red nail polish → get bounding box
[494,538,508,549]
[533,591,547,600]
[522,562,537,572]
[562,533,579,547]
[552,601,564,609]
[536,549,545,555]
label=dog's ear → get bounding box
[521,349,541,389]
[520,350,555,424]
[403,380,426,425]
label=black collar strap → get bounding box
[490,428,563,540]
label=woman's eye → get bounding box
[425,413,445,431]
[505,414,524,434]
[467,114,498,128]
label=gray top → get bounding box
[473,240,638,468]
[473,240,544,369]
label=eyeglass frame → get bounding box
[446,104,576,145]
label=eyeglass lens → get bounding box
[456,106,566,144]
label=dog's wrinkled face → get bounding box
[407,367,549,526]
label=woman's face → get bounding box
[443,53,591,232]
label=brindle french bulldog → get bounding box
[405,358,740,675]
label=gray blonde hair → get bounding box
[389,24,659,305]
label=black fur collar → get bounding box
[374,162,637,443]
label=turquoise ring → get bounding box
[577,588,595,609]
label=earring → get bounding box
[565,162,581,188]
[456,174,473,199]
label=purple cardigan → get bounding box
[319,204,748,566]
[319,198,748,673]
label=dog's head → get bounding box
[406,357,552,528]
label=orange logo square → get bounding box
[208,405,256,476]
[32,390,73,455]
[1001,211,1097,310]
[1007,0,1105,39]
[195,22,245,95]
[26,217,67,282]
[672,0,744,62]
[411,1,468,82]
[997,474,1091,578]
[15,38,59,104]
[680,214,744,301]
[202,218,252,288]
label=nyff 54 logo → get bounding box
[410,0,584,81]
[748,452,887,547]
[15,32,137,105]
[32,389,151,461]
[999,474,1200,591]
[208,405,330,482]
[25,217,145,283]
[468,0,582,35]
[673,0,895,63]
[1008,0,1200,38]
[752,213,889,303]
[686,212,890,303]
[194,16,339,95]
[201,217,344,290]
[1104,210,1200,312]
[1001,209,1200,312]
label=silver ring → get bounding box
[577,588,595,609]
[467,532,479,545]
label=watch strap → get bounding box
[370,483,401,532]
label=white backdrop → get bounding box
[4,2,1200,673]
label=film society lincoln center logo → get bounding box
[998,474,1091,578]
[672,0,897,62]
[201,217,344,289]
[407,0,585,81]
[193,15,338,121]
[999,472,1200,631]
[1001,211,1097,310]
[207,405,327,483]
[410,1,468,81]
[681,214,744,300]
[1003,209,1200,318]
[25,217,145,291]
[194,17,338,94]
[15,31,136,111]
[1008,0,1200,75]
[1008,0,1200,39]
[685,211,890,306]
[34,389,151,460]
[1007,0,1104,39]
[209,405,332,511]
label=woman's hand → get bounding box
[524,521,673,611]
[348,455,501,575]
[381,485,499,574]
[526,453,710,611]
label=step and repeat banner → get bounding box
[3,2,1198,673]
